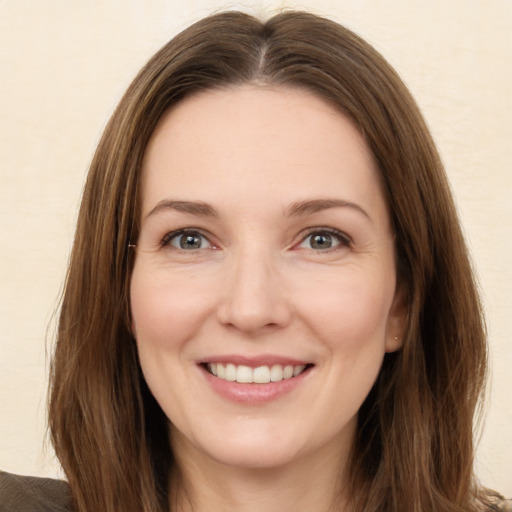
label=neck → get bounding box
[169,433,352,512]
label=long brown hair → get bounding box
[49,10,491,512]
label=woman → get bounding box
[1,9,509,512]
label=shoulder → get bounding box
[0,471,71,512]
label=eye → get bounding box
[162,230,212,250]
[298,229,351,251]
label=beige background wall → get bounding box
[1,0,510,495]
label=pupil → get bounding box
[180,234,201,249]
[311,234,332,249]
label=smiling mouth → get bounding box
[205,363,312,384]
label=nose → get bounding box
[216,248,292,335]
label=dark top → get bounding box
[1,469,511,511]
[0,471,71,512]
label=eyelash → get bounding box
[160,227,352,252]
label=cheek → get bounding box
[299,274,394,418]
[130,264,213,348]
[129,265,208,416]
[296,271,395,348]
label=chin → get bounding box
[172,420,311,471]
[208,442,302,470]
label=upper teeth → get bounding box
[208,363,306,384]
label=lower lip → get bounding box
[201,366,312,404]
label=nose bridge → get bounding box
[217,241,290,333]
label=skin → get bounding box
[130,85,405,512]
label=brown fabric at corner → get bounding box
[0,471,71,512]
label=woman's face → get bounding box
[130,85,404,471]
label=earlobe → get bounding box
[385,335,404,353]
[385,287,407,353]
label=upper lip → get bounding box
[198,355,312,368]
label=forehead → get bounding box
[140,85,386,219]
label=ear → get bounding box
[385,285,407,353]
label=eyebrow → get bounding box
[285,199,371,221]
[146,200,220,219]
